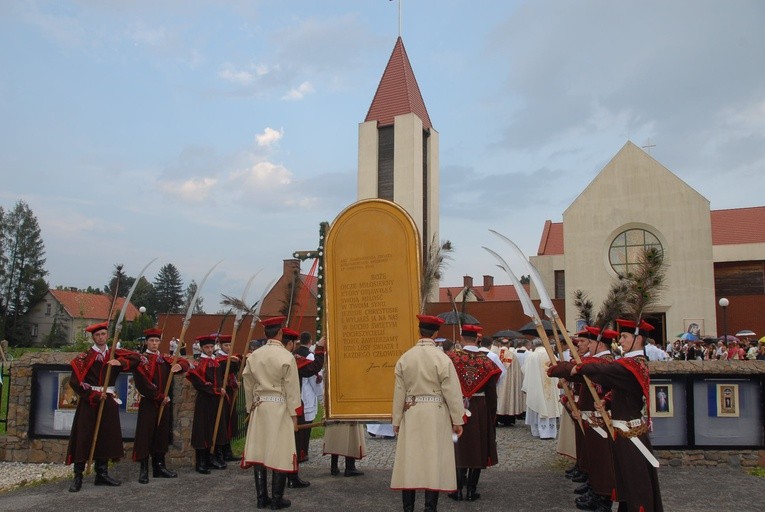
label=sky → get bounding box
[1,0,764,313]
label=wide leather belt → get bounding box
[611,418,660,468]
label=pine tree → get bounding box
[153,263,184,314]
[0,201,48,344]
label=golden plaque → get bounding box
[324,199,421,419]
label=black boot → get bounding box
[214,446,228,468]
[94,459,121,486]
[575,491,600,510]
[424,490,439,512]
[594,495,613,512]
[574,483,592,494]
[207,449,226,470]
[465,468,481,501]
[195,449,211,474]
[330,455,340,476]
[287,471,310,488]
[565,463,580,477]
[68,462,84,492]
[152,453,177,478]
[572,470,589,483]
[138,458,149,484]
[270,471,291,509]
[448,468,466,501]
[344,457,363,477]
[223,443,239,462]
[254,467,271,509]
[402,490,416,512]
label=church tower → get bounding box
[358,37,439,260]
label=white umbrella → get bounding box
[735,329,756,337]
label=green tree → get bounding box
[130,276,156,320]
[45,303,70,348]
[421,236,454,312]
[0,201,48,344]
[153,263,184,314]
[104,264,130,298]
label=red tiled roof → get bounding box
[537,220,564,256]
[438,283,529,302]
[50,289,139,321]
[365,37,432,130]
[536,207,765,254]
[710,206,765,245]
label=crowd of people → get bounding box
[665,337,765,361]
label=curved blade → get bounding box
[115,257,158,330]
[482,246,538,321]
[490,229,554,314]
[236,270,262,322]
[184,259,223,325]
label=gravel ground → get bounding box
[3,423,764,512]
[0,422,557,494]
[0,462,72,493]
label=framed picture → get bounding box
[650,383,673,417]
[716,383,739,417]
[682,319,704,338]
[57,373,79,410]
[126,375,141,413]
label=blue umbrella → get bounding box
[680,332,699,342]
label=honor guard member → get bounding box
[297,331,324,457]
[552,319,663,512]
[390,315,466,512]
[214,336,241,466]
[447,324,502,502]
[323,421,366,477]
[131,328,190,484]
[186,334,228,474]
[66,322,140,492]
[558,331,591,482]
[241,316,302,510]
[551,327,618,511]
[283,327,326,488]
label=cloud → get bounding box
[159,177,218,202]
[218,62,271,86]
[256,127,283,147]
[125,20,167,47]
[281,81,314,101]
[229,162,292,194]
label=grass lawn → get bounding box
[1,365,9,435]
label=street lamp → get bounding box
[718,297,729,342]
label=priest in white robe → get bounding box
[521,339,561,439]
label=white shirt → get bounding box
[477,346,507,384]
[644,344,669,361]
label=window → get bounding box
[45,303,51,316]
[609,228,663,275]
[32,324,39,337]
[554,270,565,299]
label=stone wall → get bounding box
[648,359,765,375]
[657,449,765,468]
[0,351,196,466]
